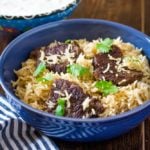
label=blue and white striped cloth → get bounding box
[0,95,58,150]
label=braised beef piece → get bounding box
[45,42,81,73]
[30,48,41,59]
[47,79,104,118]
[93,45,123,69]
[93,45,143,86]
[31,42,81,73]
[48,62,68,74]
[86,98,104,118]
[45,42,81,58]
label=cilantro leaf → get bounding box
[55,98,66,116]
[96,38,113,53]
[55,105,65,116]
[33,61,46,77]
[67,64,90,78]
[102,38,113,45]
[36,73,53,83]
[65,39,71,44]
[44,73,53,80]
[57,98,66,106]
[95,80,118,96]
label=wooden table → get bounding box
[0,0,150,149]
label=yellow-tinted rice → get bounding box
[12,38,150,117]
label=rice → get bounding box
[12,38,150,117]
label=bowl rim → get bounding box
[0,18,150,123]
[0,0,80,20]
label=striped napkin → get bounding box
[0,95,58,150]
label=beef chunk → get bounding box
[93,45,122,69]
[93,45,143,86]
[47,79,104,118]
[30,48,41,59]
[44,42,81,73]
[94,67,143,86]
[45,43,67,55]
[45,42,81,58]
[86,98,104,118]
[31,42,81,73]
[48,62,68,74]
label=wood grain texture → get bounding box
[144,0,150,150]
[55,126,143,150]
[145,118,150,150]
[0,31,14,54]
[71,0,142,30]
[144,0,150,35]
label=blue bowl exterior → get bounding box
[0,1,79,32]
[0,19,150,141]
[5,94,150,141]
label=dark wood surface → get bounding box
[0,0,150,149]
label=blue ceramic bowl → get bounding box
[0,1,79,33]
[0,19,150,141]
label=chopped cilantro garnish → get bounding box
[67,64,90,78]
[36,73,53,83]
[33,61,46,77]
[57,98,66,106]
[65,39,71,44]
[96,38,113,53]
[95,80,118,96]
[55,105,65,116]
[55,98,66,116]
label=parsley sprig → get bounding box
[95,80,118,96]
[96,38,113,53]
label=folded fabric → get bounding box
[0,95,58,150]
